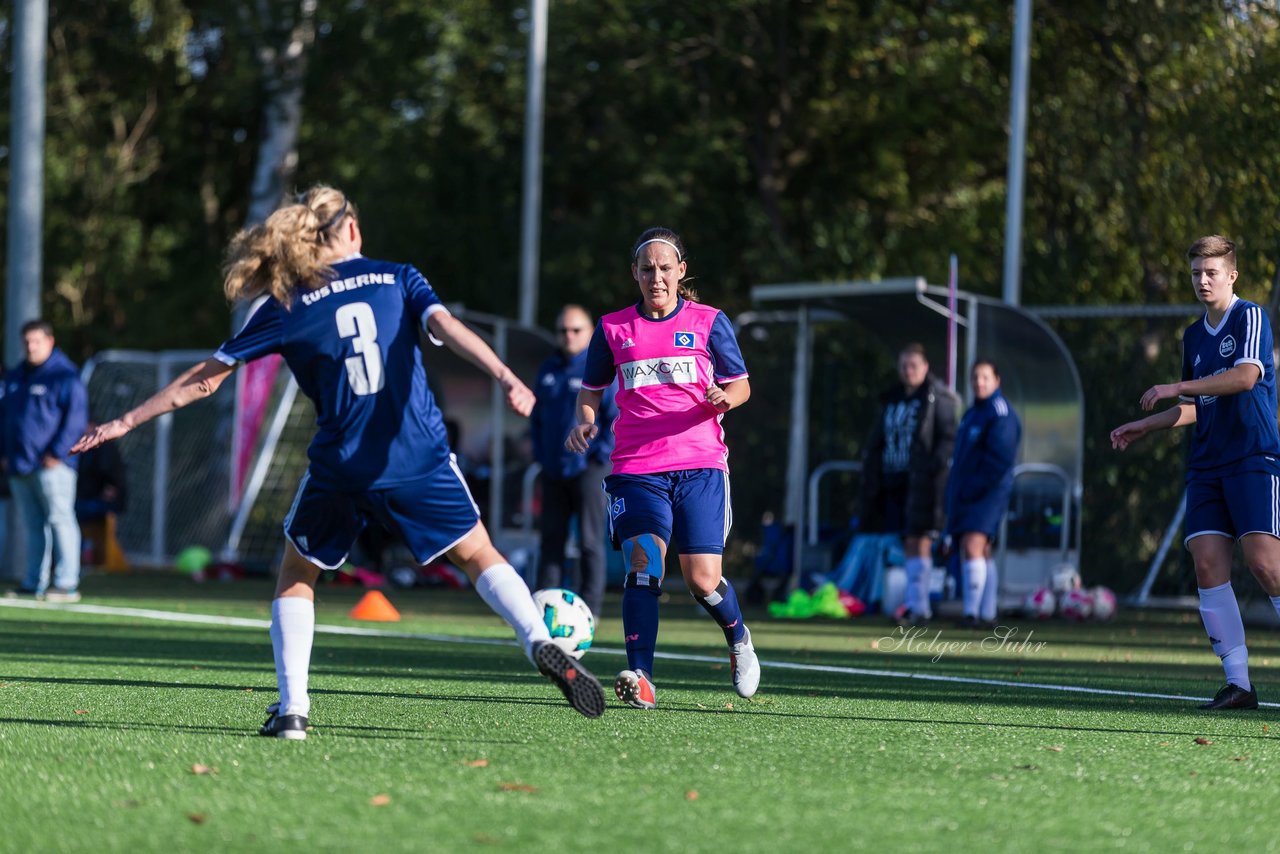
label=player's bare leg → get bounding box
[448,523,604,718]
[1191,534,1257,710]
[261,542,321,739]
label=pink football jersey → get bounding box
[583,301,748,475]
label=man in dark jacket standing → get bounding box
[529,305,617,617]
[860,342,959,625]
[2,320,89,601]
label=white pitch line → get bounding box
[1,598,1272,708]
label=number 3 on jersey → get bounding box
[335,302,385,395]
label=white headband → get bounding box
[633,237,682,260]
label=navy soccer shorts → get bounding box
[947,485,1015,539]
[1184,467,1280,546]
[284,455,481,569]
[603,468,732,555]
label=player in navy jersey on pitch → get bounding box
[1111,235,1280,710]
[72,185,606,735]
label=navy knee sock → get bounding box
[622,573,662,676]
[694,579,747,646]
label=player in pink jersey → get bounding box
[565,227,759,709]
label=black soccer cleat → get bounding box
[1198,683,1259,711]
[955,616,996,631]
[259,702,309,739]
[533,641,606,719]
[894,607,930,628]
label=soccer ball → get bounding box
[531,588,595,659]
[1060,587,1094,621]
[1050,564,1082,597]
[1091,586,1117,621]
[1023,587,1056,619]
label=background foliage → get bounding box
[3,0,1280,590]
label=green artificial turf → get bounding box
[2,573,1278,852]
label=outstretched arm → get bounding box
[71,358,235,453]
[1110,402,1196,451]
[427,312,534,416]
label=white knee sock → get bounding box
[270,597,315,717]
[474,563,550,663]
[962,558,987,618]
[906,557,932,617]
[1198,582,1250,691]
[980,563,998,623]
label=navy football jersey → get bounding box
[215,255,452,490]
[1180,296,1280,475]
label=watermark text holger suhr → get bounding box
[876,625,1048,663]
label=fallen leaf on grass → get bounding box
[685,790,699,801]
[465,759,489,768]
[369,794,391,806]
[242,688,254,693]
[188,813,208,824]
[1265,724,1272,734]
[1044,746,1064,752]
[1159,741,1171,747]
[1194,737,1214,745]
[1233,756,1249,761]
[498,783,537,793]
[724,703,734,710]
[190,764,217,775]
[473,834,500,845]
[74,710,89,715]
[1014,764,1039,771]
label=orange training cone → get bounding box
[349,590,401,622]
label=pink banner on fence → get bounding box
[231,354,283,507]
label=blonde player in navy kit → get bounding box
[1112,235,1280,710]
[73,185,606,735]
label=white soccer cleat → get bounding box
[730,627,761,699]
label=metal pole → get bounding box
[1002,0,1032,307]
[786,306,811,592]
[490,320,509,530]
[5,0,48,365]
[947,254,958,390]
[517,0,549,327]
[152,359,176,565]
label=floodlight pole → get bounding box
[1002,0,1032,307]
[517,0,549,327]
[5,0,48,365]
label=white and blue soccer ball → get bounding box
[532,588,595,660]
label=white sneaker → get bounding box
[730,627,760,698]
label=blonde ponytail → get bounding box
[222,185,357,307]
